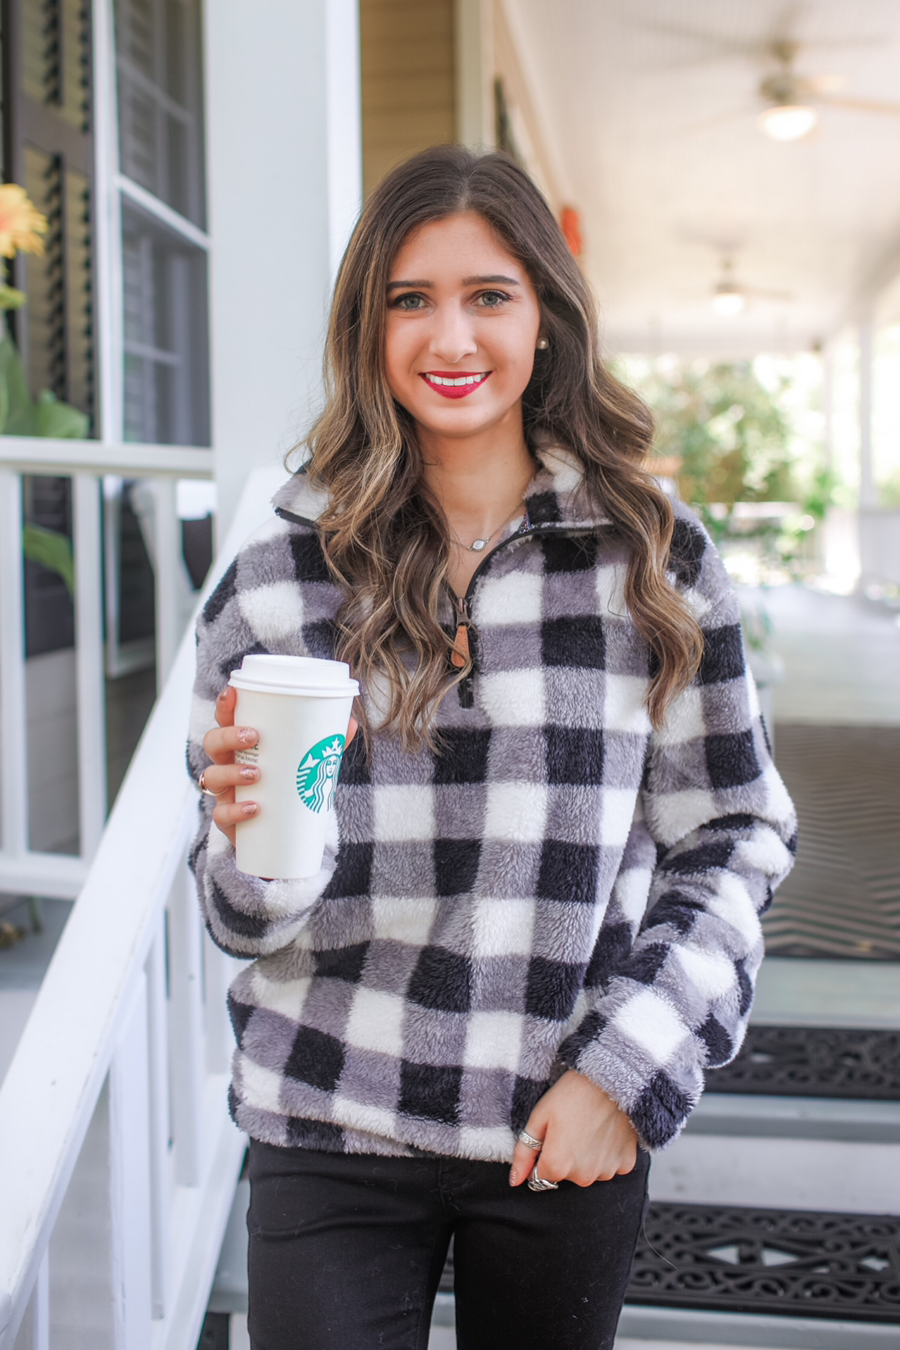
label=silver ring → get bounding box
[527,1161,559,1192]
[517,1129,543,1151]
[198,770,228,798]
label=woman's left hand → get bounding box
[509,1070,639,1188]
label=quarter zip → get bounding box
[448,516,536,706]
[447,517,603,706]
[274,502,599,708]
[450,593,471,670]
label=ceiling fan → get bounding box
[756,39,900,140]
[709,259,792,315]
[687,39,900,141]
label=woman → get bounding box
[188,146,796,1349]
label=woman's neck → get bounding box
[417,414,536,596]
[418,417,535,542]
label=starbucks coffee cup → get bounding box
[229,655,359,879]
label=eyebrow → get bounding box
[385,274,521,291]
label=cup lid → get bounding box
[229,654,359,697]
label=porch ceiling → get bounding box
[506,0,900,355]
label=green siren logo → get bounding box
[296,734,345,813]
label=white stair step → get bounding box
[431,1296,900,1349]
[688,1092,900,1143]
[616,1307,900,1349]
[752,959,900,1030]
[649,1131,899,1214]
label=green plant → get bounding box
[619,358,834,575]
[22,523,75,595]
[0,181,90,593]
[633,359,796,510]
[0,334,89,438]
[878,468,900,509]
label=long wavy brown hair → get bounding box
[302,145,702,748]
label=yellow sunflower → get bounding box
[0,184,48,258]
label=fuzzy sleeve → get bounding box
[186,526,339,958]
[557,510,797,1150]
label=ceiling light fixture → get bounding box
[712,287,747,316]
[757,104,818,141]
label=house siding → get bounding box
[361,0,456,197]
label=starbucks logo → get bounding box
[296,734,345,814]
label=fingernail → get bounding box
[242,803,258,816]
[218,689,228,701]
[509,1170,517,1186]
[238,727,257,744]
[239,767,259,781]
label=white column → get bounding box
[326,0,362,286]
[204,0,362,541]
[455,0,496,148]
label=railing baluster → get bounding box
[152,477,182,692]
[203,931,235,1076]
[73,473,108,860]
[168,862,205,1187]
[0,466,276,1350]
[109,973,153,1348]
[0,469,28,860]
[146,919,171,1320]
[11,1251,47,1350]
[45,1083,115,1346]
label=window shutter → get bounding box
[4,0,96,656]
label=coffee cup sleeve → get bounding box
[191,806,340,958]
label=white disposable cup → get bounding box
[229,655,359,879]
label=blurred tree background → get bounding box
[617,356,833,576]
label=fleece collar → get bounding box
[271,442,612,534]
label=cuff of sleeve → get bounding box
[558,1018,701,1152]
[203,815,339,950]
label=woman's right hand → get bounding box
[201,686,359,849]
[201,686,262,848]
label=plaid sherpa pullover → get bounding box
[188,445,796,1159]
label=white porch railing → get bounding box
[0,462,286,1350]
[0,438,212,900]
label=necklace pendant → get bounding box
[470,539,487,552]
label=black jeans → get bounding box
[247,1140,650,1350]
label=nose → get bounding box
[428,300,478,365]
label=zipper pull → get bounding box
[451,595,470,670]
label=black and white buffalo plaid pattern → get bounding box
[188,446,796,1158]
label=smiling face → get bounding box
[383,211,543,446]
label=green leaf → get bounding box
[0,336,37,435]
[22,524,76,597]
[0,286,26,310]
[0,337,91,438]
[35,390,90,439]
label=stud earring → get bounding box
[536,338,549,350]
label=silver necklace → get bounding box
[449,501,529,552]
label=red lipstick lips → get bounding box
[420,371,491,400]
